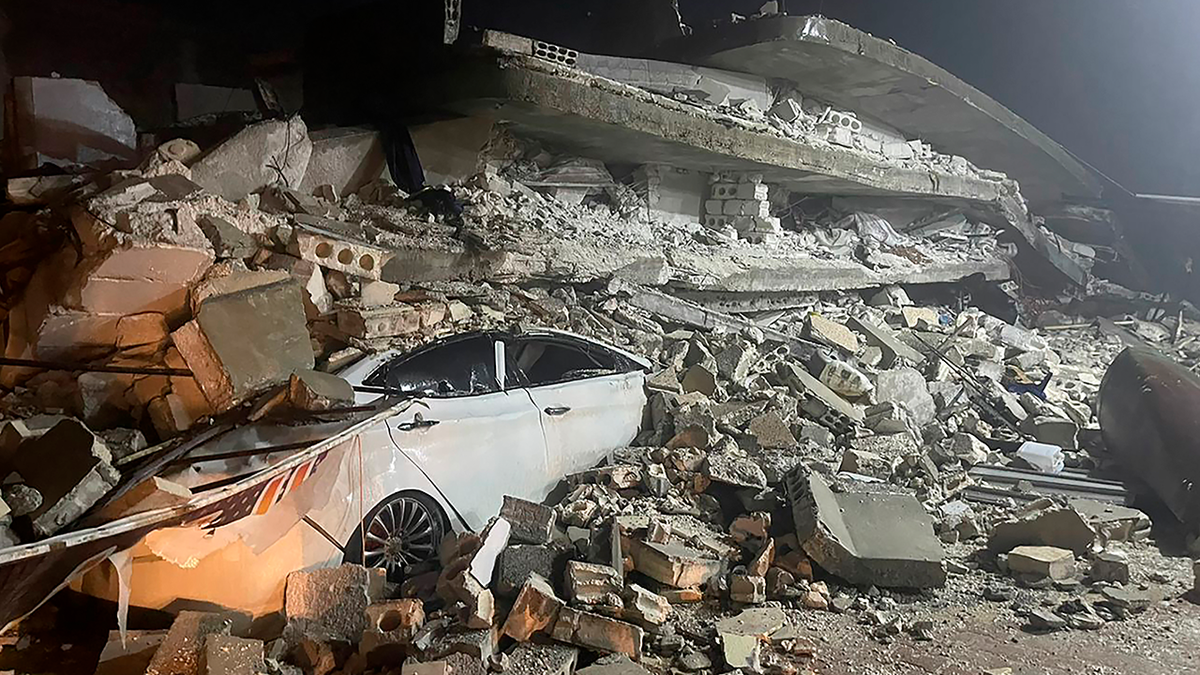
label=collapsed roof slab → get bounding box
[660,16,1103,209]
[419,54,1077,287]
[429,55,1016,207]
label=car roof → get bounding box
[339,327,652,378]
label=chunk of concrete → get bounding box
[360,280,401,307]
[748,411,798,450]
[196,214,258,260]
[507,643,579,675]
[875,367,936,426]
[496,544,563,597]
[173,277,314,412]
[715,341,757,382]
[8,76,137,172]
[846,316,924,368]
[500,495,556,545]
[285,564,386,644]
[288,369,354,411]
[502,573,563,641]
[703,452,767,489]
[551,607,643,660]
[680,364,717,396]
[360,598,425,660]
[623,584,670,626]
[988,505,1096,555]
[1020,416,1079,450]
[565,561,624,606]
[627,540,721,588]
[1007,545,1074,580]
[299,127,387,198]
[786,468,945,588]
[146,610,250,675]
[729,574,766,604]
[1090,550,1130,583]
[15,418,120,537]
[200,635,264,675]
[804,313,859,354]
[190,117,313,201]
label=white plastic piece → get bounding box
[1015,441,1064,474]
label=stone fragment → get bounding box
[196,215,257,260]
[786,468,945,588]
[566,561,624,606]
[1020,416,1079,450]
[288,369,355,411]
[988,505,1096,555]
[500,495,556,545]
[846,316,924,368]
[502,573,563,641]
[839,448,891,479]
[285,564,386,644]
[506,643,579,675]
[191,117,313,201]
[174,277,314,412]
[575,654,649,675]
[947,433,989,465]
[1098,586,1153,612]
[550,607,643,660]
[624,584,670,625]
[360,599,425,665]
[747,539,775,577]
[627,540,722,588]
[360,280,401,308]
[146,611,250,675]
[299,128,387,198]
[1007,546,1074,580]
[703,452,767,489]
[1025,609,1066,631]
[804,313,858,353]
[200,635,264,675]
[680,364,716,396]
[729,512,771,547]
[748,411,797,449]
[715,341,757,382]
[496,544,563,597]
[15,418,120,537]
[1090,550,1130,583]
[875,368,936,425]
[729,574,765,604]
[660,588,703,604]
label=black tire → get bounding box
[343,491,447,581]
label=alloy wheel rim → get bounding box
[362,497,438,576]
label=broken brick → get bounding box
[551,607,643,660]
[502,573,563,641]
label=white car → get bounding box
[75,329,650,617]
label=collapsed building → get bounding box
[1,3,1200,675]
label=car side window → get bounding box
[365,336,498,398]
[511,337,625,387]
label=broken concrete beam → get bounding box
[786,468,945,588]
[803,313,859,354]
[15,418,120,537]
[294,224,395,281]
[565,560,624,606]
[502,573,563,641]
[200,635,264,675]
[501,495,556,545]
[1007,545,1074,580]
[846,316,924,368]
[626,539,722,588]
[146,610,250,675]
[190,117,313,201]
[988,504,1096,555]
[285,564,386,644]
[288,369,355,411]
[96,476,191,521]
[9,76,137,172]
[173,277,314,412]
[360,599,425,665]
[551,607,643,660]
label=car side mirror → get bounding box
[494,340,507,389]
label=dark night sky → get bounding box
[683,0,1200,198]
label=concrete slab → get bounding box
[786,468,945,588]
[661,15,1101,209]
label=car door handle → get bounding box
[543,406,572,416]
[396,419,440,431]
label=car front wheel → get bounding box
[343,491,445,580]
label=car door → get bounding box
[509,333,649,479]
[353,334,549,530]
